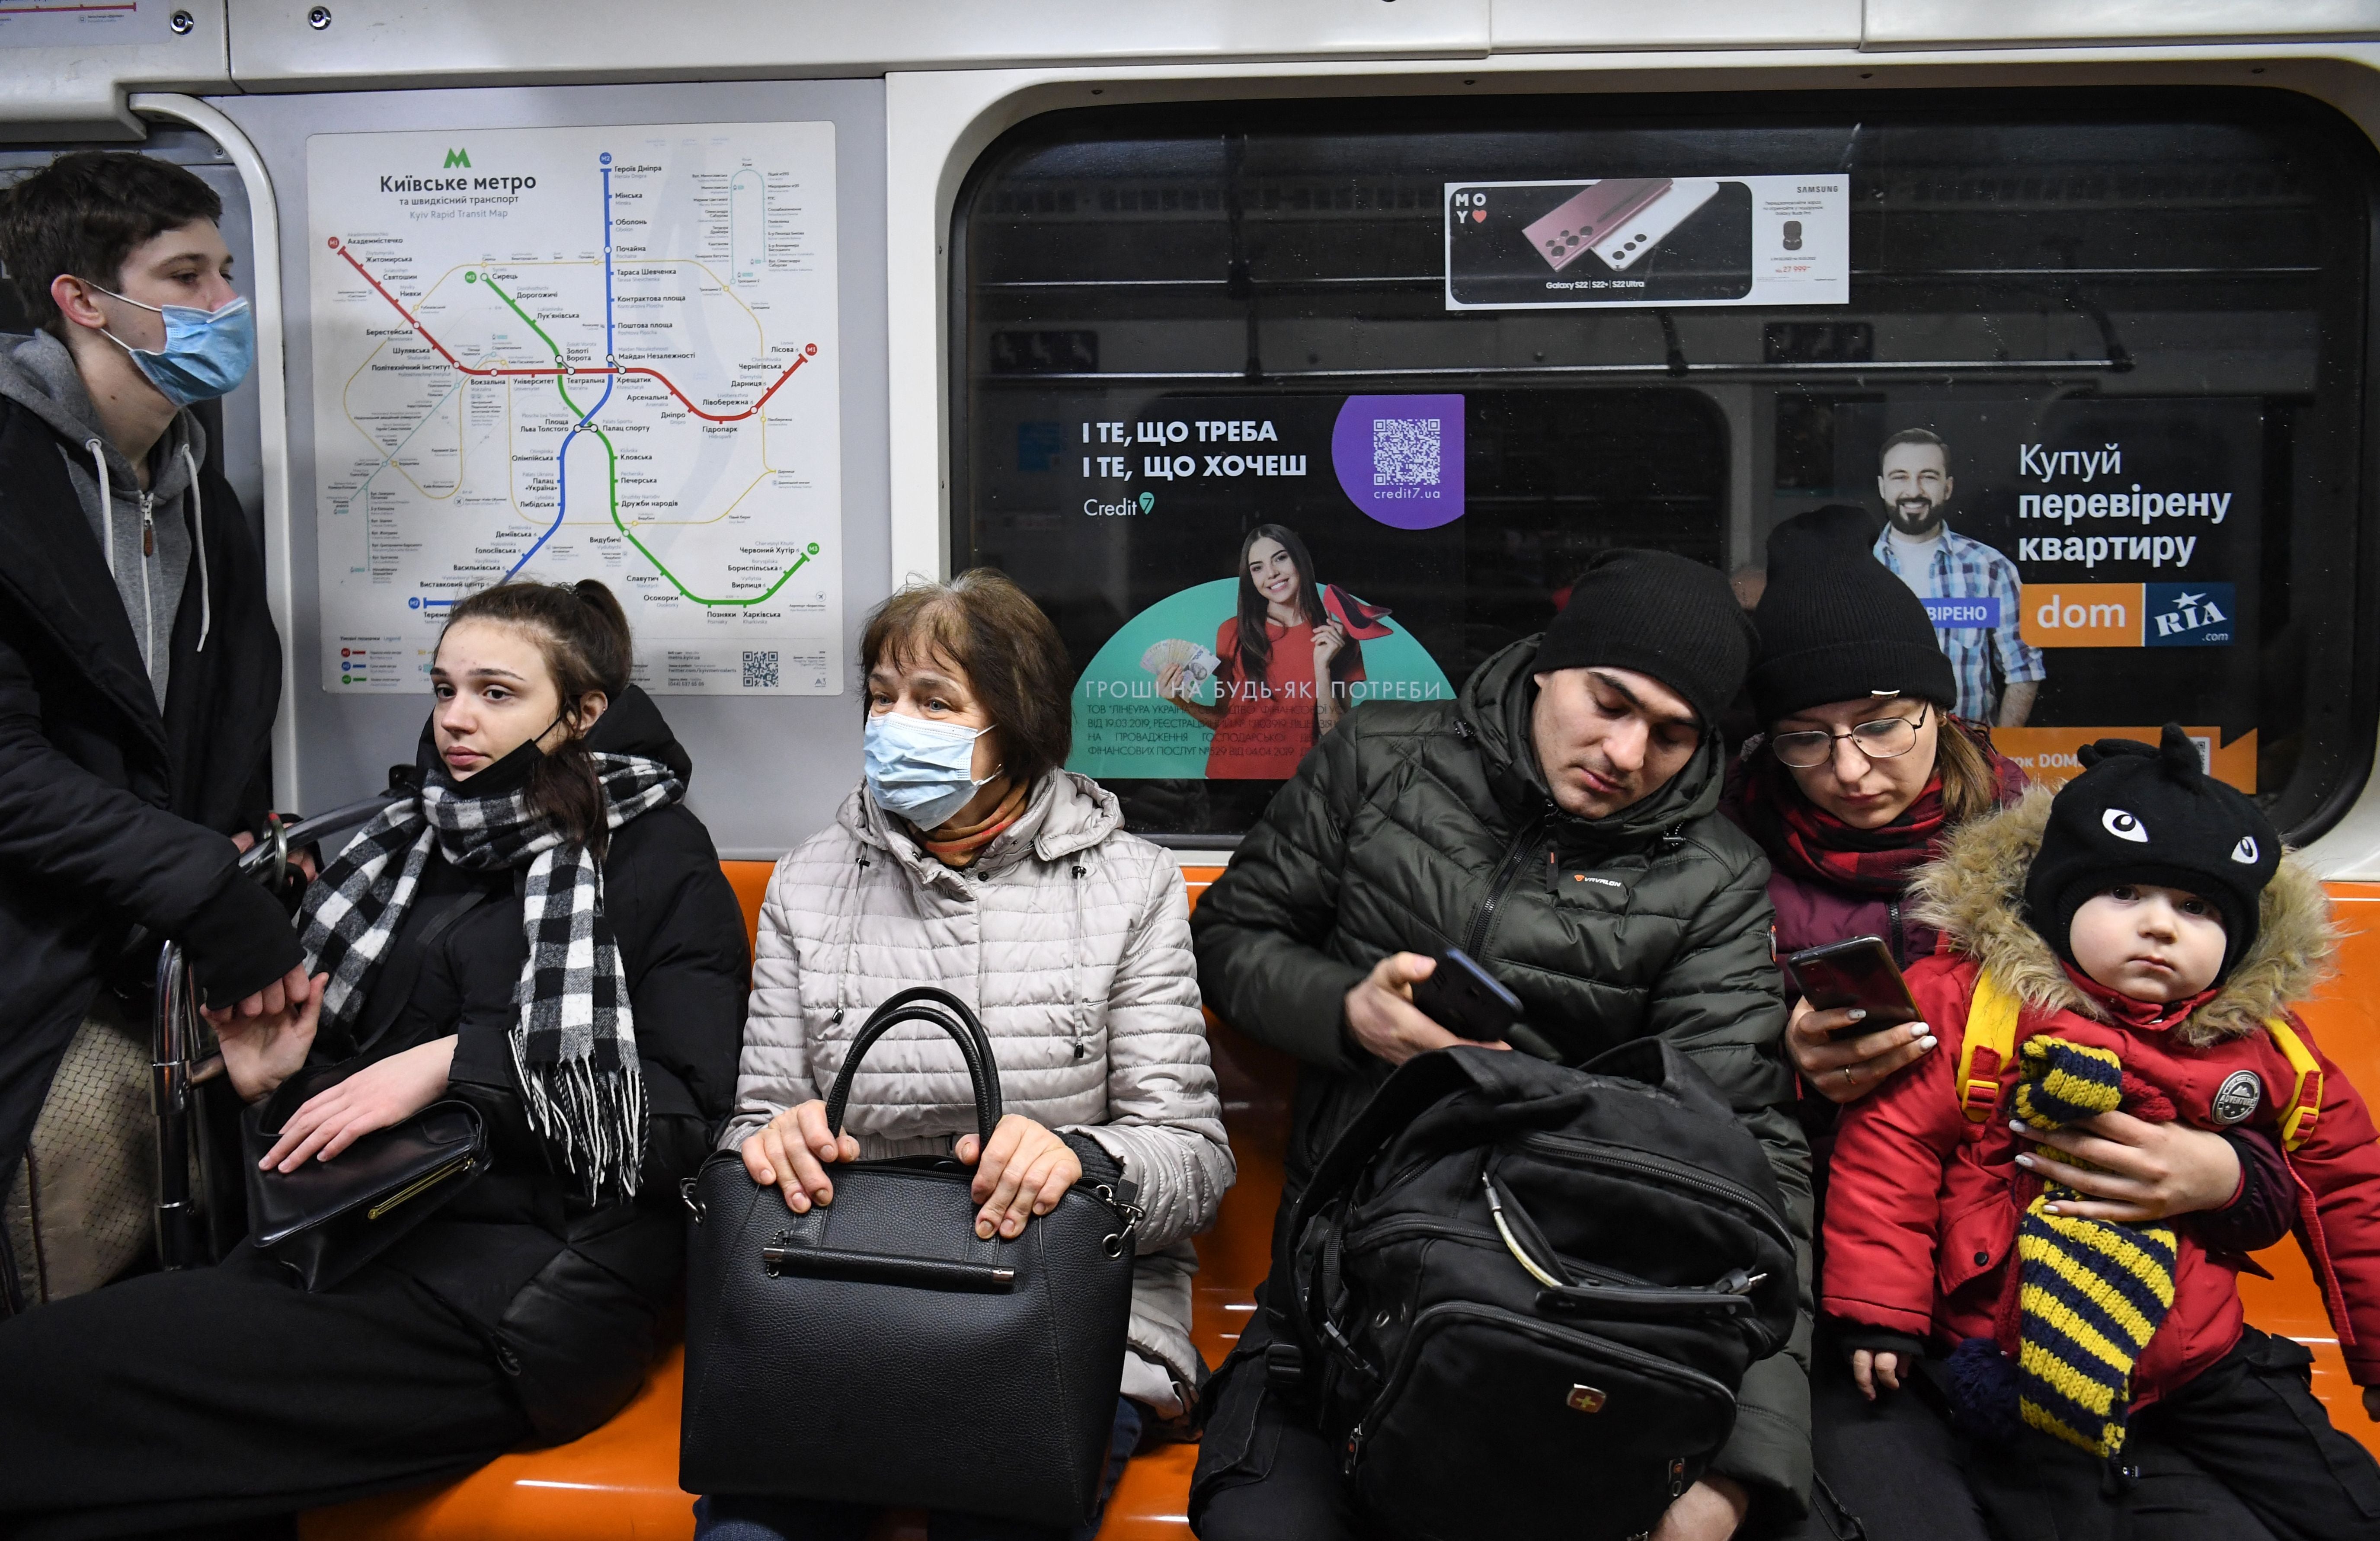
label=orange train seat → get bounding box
[299,870,2380,1541]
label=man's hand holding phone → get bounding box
[1344,953,1513,1068]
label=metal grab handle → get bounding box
[153,942,203,1270]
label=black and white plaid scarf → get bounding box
[298,753,683,1200]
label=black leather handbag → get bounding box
[680,987,1142,1526]
[242,1062,487,1292]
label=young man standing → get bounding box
[1190,550,1810,1541]
[0,151,304,1310]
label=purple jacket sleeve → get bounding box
[2193,1125,2295,1257]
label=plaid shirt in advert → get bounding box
[1871,524,2046,723]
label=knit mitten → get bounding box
[2011,1037,2180,1457]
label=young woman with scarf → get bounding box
[706,569,1233,1541]
[1729,508,2291,1541]
[0,579,747,1538]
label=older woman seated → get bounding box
[700,569,1235,1541]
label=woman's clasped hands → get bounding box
[742,1102,1083,1240]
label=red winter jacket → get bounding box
[1821,787,2380,1398]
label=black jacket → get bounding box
[323,688,747,1442]
[1192,638,1813,1517]
[0,395,294,1299]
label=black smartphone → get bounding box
[1783,936,1920,1038]
[1411,947,1524,1042]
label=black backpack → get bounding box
[1268,1039,1800,1541]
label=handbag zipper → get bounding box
[366,1153,478,1221]
[1517,1134,1796,1253]
[1463,813,1548,959]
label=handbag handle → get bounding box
[824,987,1004,1151]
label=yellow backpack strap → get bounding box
[2264,1017,2325,1152]
[1959,969,2022,1123]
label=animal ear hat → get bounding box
[2022,723,2280,983]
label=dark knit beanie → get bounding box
[2023,723,2281,983]
[1533,549,1755,730]
[1749,504,1958,724]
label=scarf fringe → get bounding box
[511,1034,648,1202]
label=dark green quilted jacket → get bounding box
[1193,637,1812,1519]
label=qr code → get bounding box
[741,650,780,689]
[1372,417,1442,487]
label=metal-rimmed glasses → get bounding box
[1770,701,1932,770]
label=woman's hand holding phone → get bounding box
[1787,995,1938,1105]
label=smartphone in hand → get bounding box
[1783,936,1920,1039]
[1411,947,1524,1042]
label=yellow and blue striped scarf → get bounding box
[2012,1037,2180,1457]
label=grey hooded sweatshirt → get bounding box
[0,329,205,709]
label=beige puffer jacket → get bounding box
[727,769,1235,1416]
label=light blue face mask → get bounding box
[95,287,255,406]
[864,711,1000,831]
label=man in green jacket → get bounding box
[1189,549,1808,1541]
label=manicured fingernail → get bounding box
[2014,1153,2035,1168]
[1846,1008,1866,1021]
[1909,1023,1929,1040]
[2010,1120,2026,1133]
[1918,1036,1938,1052]
[2043,1203,2063,1216]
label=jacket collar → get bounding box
[0,398,166,751]
[838,768,1123,894]
[1907,783,2338,1046]
[1458,634,1723,850]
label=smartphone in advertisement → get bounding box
[1782,936,1920,1038]
[1523,179,1673,272]
[1596,179,1721,271]
[1411,947,1524,1042]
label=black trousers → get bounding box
[1957,1327,2380,1541]
[1778,1335,1993,1541]
[0,1247,528,1541]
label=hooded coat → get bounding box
[1191,637,1812,1513]
[0,333,293,1305]
[730,768,1235,1417]
[1822,786,2380,1399]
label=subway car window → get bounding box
[955,91,2377,843]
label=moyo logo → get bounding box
[2019,582,2235,648]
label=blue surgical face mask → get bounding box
[864,711,999,831]
[93,286,255,406]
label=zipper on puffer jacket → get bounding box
[1068,863,1089,1061]
[833,851,870,1026]
[1464,812,1548,959]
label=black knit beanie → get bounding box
[1534,549,1755,730]
[2023,723,2281,984]
[1749,504,1958,724]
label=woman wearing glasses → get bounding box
[1730,507,2291,1541]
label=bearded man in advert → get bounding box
[1869,427,2044,727]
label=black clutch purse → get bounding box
[242,1062,487,1292]
[680,987,1143,1527]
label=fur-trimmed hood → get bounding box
[1908,783,2337,1047]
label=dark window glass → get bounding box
[954,90,2377,843]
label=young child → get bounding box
[1823,724,2380,1541]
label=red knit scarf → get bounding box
[1735,751,1951,897]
